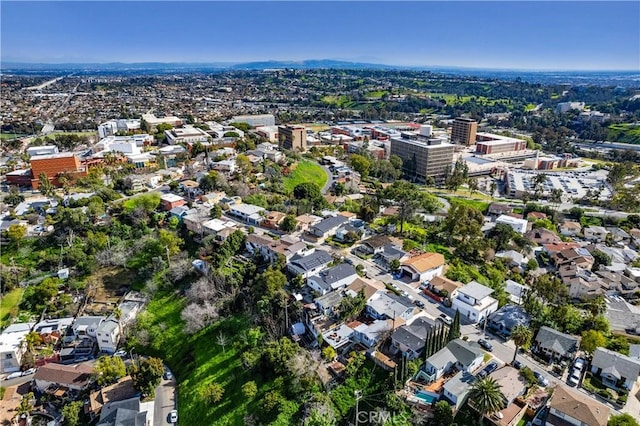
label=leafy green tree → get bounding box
[31,277,59,307]
[510,325,532,363]
[532,274,566,304]
[606,334,630,355]
[24,332,41,352]
[257,268,287,300]
[6,224,26,248]
[61,401,83,426]
[488,223,516,251]
[242,381,258,399]
[38,172,55,197]
[443,202,485,259]
[4,187,24,206]
[202,382,225,404]
[322,346,336,361]
[280,215,297,232]
[468,377,505,420]
[433,400,454,426]
[210,204,222,219]
[581,330,607,355]
[381,180,440,233]
[130,357,164,399]
[349,154,371,178]
[389,258,401,274]
[608,413,640,426]
[448,310,461,342]
[158,229,183,256]
[16,392,34,416]
[591,249,612,271]
[95,356,126,386]
[293,182,322,200]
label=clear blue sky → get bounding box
[1,1,639,70]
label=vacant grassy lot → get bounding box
[321,95,356,109]
[607,123,640,144]
[0,133,26,139]
[1,288,24,328]
[283,160,327,193]
[365,90,388,99]
[47,131,98,139]
[138,294,291,425]
[446,197,491,213]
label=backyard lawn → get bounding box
[283,160,327,193]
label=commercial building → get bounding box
[141,113,182,130]
[165,126,210,145]
[475,133,527,155]
[278,125,307,151]
[450,118,477,146]
[26,145,59,157]
[30,152,87,189]
[231,114,275,127]
[97,119,141,138]
[390,127,454,181]
[556,102,585,113]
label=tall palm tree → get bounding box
[468,377,505,422]
[510,324,533,364]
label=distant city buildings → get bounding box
[165,125,210,145]
[97,119,141,138]
[231,114,275,127]
[278,124,307,151]
[390,125,454,181]
[141,113,182,131]
[450,117,478,146]
[556,102,585,113]
[475,132,527,155]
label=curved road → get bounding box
[320,164,334,194]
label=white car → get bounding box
[567,369,580,387]
[168,410,178,424]
[6,371,23,380]
[22,368,37,376]
[438,314,453,325]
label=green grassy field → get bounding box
[138,294,290,426]
[365,90,388,99]
[48,131,98,138]
[1,288,24,328]
[0,133,26,140]
[607,124,640,144]
[283,160,327,193]
[446,197,491,213]
[321,95,356,109]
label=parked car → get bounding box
[22,368,37,376]
[484,362,499,375]
[168,410,178,424]
[413,300,425,308]
[512,360,524,370]
[573,357,585,371]
[164,369,173,380]
[6,371,23,380]
[534,371,549,387]
[438,314,453,325]
[567,369,581,387]
[478,339,493,352]
[113,350,127,357]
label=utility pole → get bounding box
[354,390,362,426]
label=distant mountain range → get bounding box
[2,59,639,87]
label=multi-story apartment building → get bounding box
[450,117,477,146]
[475,132,527,154]
[278,125,307,151]
[389,129,454,182]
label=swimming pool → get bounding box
[415,390,438,404]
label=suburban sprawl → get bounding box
[1,68,640,426]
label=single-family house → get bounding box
[201,218,237,238]
[584,226,609,242]
[488,366,526,406]
[159,193,186,211]
[543,242,582,255]
[365,291,415,322]
[533,326,580,361]
[97,396,154,426]
[321,323,353,351]
[378,245,408,269]
[357,235,393,256]
[525,228,562,245]
[295,214,322,232]
[526,212,547,221]
[422,339,484,382]
[33,362,94,393]
[229,203,265,225]
[552,248,594,270]
[451,281,499,324]
[246,233,309,263]
[545,385,610,426]
[487,305,530,337]
[96,319,120,354]
[68,316,104,341]
[262,211,287,230]
[428,276,463,301]
[390,317,437,360]
[590,347,640,391]
[219,196,242,207]
[333,223,364,243]
[87,376,138,420]
[495,250,527,269]
[488,203,512,216]
[607,227,631,243]
[200,191,226,206]
[0,322,34,373]
[442,371,476,410]
[287,250,333,276]
[168,205,192,222]
[496,215,528,234]
[307,215,348,243]
[351,319,397,348]
[401,252,445,282]
[307,263,358,295]
[560,221,582,237]
[504,279,530,305]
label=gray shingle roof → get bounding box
[458,281,494,301]
[592,347,640,381]
[312,215,348,234]
[391,317,436,352]
[488,305,530,332]
[427,339,483,370]
[314,264,357,289]
[535,326,580,354]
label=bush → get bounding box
[617,394,628,405]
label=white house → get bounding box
[365,292,415,322]
[496,215,528,234]
[96,319,120,354]
[228,203,265,225]
[442,371,476,410]
[400,252,445,283]
[307,263,358,295]
[0,323,34,373]
[451,281,499,324]
[590,347,640,391]
[422,339,484,382]
[559,221,582,237]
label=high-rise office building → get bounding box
[451,117,478,146]
[390,128,454,182]
[278,125,307,151]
